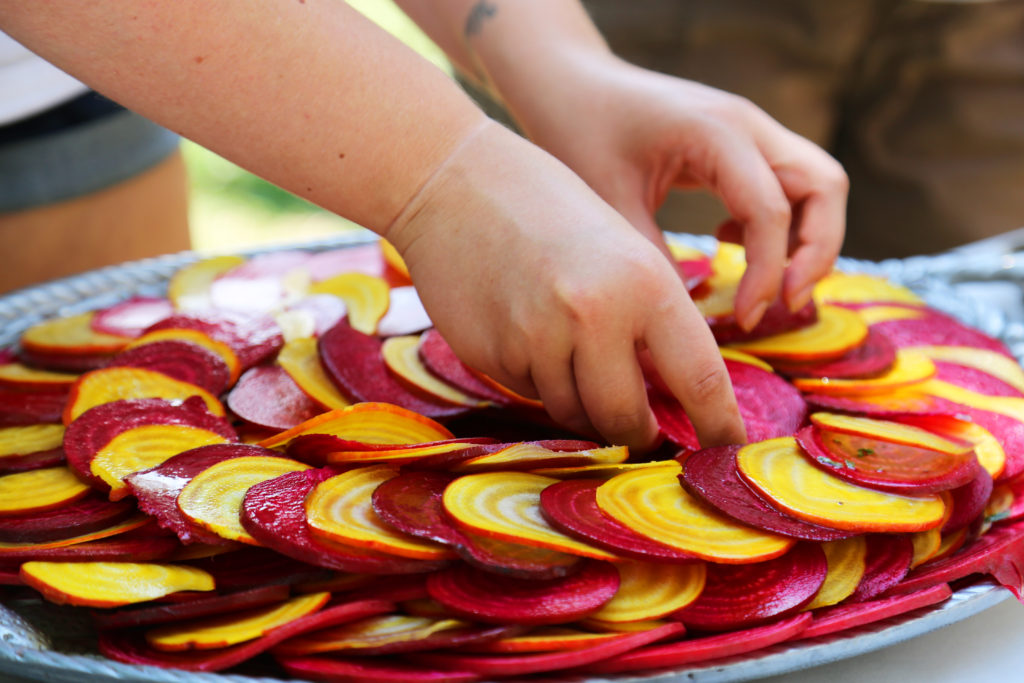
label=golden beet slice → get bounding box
[127,329,241,386]
[805,536,867,610]
[0,466,90,516]
[855,304,927,325]
[20,561,214,607]
[736,438,946,533]
[309,272,390,335]
[809,412,974,455]
[272,614,469,656]
[898,415,1006,480]
[595,462,793,563]
[382,335,488,408]
[443,471,618,560]
[168,255,246,310]
[719,348,774,372]
[451,442,628,474]
[379,238,412,282]
[20,312,132,356]
[146,592,330,651]
[64,366,225,424]
[305,465,454,560]
[792,351,935,395]
[813,271,923,306]
[178,455,311,544]
[0,423,65,458]
[727,306,868,361]
[0,362,77,389]
[277,338,352,410]
[258,402,452,451]
[588,561,706,623]
[910,528,943,569]
[923,379,1024,422]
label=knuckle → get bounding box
[688,362,733,404]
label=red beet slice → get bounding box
[279,656,481,683]
[678,255,713,291]
[64,397,237,494]
[584,611,811,675]
[672,543,827,631]
[539,478,706,561]
[98,599,394,672]
[426,561,619,625]
[944,469,995,533]
[771,328,897,379]
[795,424,980,494]
[934,360,1024,398]
[680,446,855,541]
[409,622,684,676]
[91,297,174,337]
[106,339,232,396]
[0,387,68,426]
[0,535,181,565]
[146,310,283,370]
[17,348,116,373]
[226,365,324,431]
[872,310,1013,356]
[417,329,513,405]
[184,547,332,591]
[802,583,953,640]
[241,467,446,574]
[275,620,519,657]
[125,442,271,544]
[709,299,818,345]
[0,491,134,543]
[91,584,291,629]
[848,534,914,602]
[319,320,470,419]
[0,445,65,473]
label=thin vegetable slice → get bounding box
[226,365,323,431]
[0,423,65,472]
[0,362,77,390]
[417,329,515,404]
[127,328,241,386]
[810,412,976,454]
[805,536,867,609]
[93,584,292,629]
[770,328,897,380]
[309,272,390,335]
[20,311,132,355]
[813,271,923,305]
[108,339,232,396]
[20,561,214,607]
[0,515,151,554]
[277,337,352,410]
[259,402,453,451]
[272,614,479,656]
[800,583,952,640]
[64,366,225,424]
[791,350,935,394]
[727,306,869,361]
[0,466,90,516]
[382,335,488,407]
[451,442,627,474]
[0,491,134,543]
[323,438,498,467]
[911,344,1024,394]
[460,627,620,653]
[589,561,706,623]
[91,296,174,337]
[167,255,246,310]
[848,534,914,602]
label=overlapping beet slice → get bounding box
[0,534,182,565]
[848,534,914,602]
[709,299,818,345]
[800,583,953,640]
[91,584,291,629]
[680,446,854,541]
[0,387,68,427]
[772,328,897,379]
[105,339,232,396]
[0,492,135,543]
[943,469,995,533]
[226,365,325,431]
[91,297,174,338]
[871,310,1014,356]
[278,655,481,683]
[418,329,515,405]
[146,310,283,370]
[934,361,1024,398]
[182,546,332,591]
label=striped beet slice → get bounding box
[418,329,514,405]
[0,492,134,543]
[106,339,232,396]
[0,387,68,427]
[226,365,323,431]
[771,328,897,379]
[146,311,283,370]
[848,534,914,602]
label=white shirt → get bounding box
[0,31,88,126]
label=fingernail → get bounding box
[740,299,769,332]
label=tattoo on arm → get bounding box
[464,0,498,38]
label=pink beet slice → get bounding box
[418,329,513,405]
[872,310,1013,356]
[409,622,685,677]
[934,360,1024,398]
[318,321,470,419]
[0,491,135,543]
[795,424,980,494]
[849,534,914,602]
[943,469,995,533]
[91,297,174,338]
[241,467,446,575]
[539,478,706,561]
[226,365,323,431]
[91,584,291,629]
[146,310,283,370]
[279,656,481,683]
[106,339,232,396]
[771,328,897,379]
[584,611,811,675]
[709,299,818,345]
[64,397,237,493]
[680,446,855,541]
[802,583,953,640]
[126,443,270,544]
[426,561,619,625]
[0,534,181,565]
[0,387,68,426]
[673,543,827,631]
[98,599,394,672]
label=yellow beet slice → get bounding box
[736,437,946,533]
[922,379,1024,422]
[259,402,452,450]
[64,366,225,424]
[0,362,77,388]
[910,528,943,569]
[809,413,974,456]
[451,443,628,474]
[90,424,232,500]
[146,591,330,651]
[443,471,618,560]
[0,423,65,457]
[277,337,351,410]
[913,345,1024,395]
[20,561,214,607]
[792,350,935,395]
[595,462,793,563]
[727,306,869,361]
[178,455,311,544]
[0,466,89,515]
[588,561,706,623]
[273,614,468,655]
[382,335,488,408]
[692,243,747,319]
[20,312,132,355]
[720,348,775,372]
[127,329,241,386]
[305,465,453,560]
[168,255,246,310]
[805,537,867,610]
[813,271,923,306]
[856,305,928,325]
[309,272,390,335]
[379,238,411,281]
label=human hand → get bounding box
[385,121,746,452]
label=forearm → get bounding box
[0,0,486,234]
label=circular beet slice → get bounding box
[772,328,897,379]
[0,388,68,427]
[146,310,284,370]
[0,491,134,543]
[848,534,914,602]
[539,478,705,561]
[680,446,854,541]
[91,584,291,629]
[943,468,995,533]
[106,339,232,396]
[226,365,324,431]
[91,296,174,338]
[426,561,619,626]
[710,299,818,345]
[418,329,512,404]
[672,542,827,631]
[872,310,1013,356]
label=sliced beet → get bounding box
[801,583,953,639]
[319,320,470,419]
[287,436,496,468]
[0,491,135,543]
[145,310,283,370]
[584,611,811,674]
[0,535,181,565]
[848,534,914,602]
[241,467,446,575]
[426,561,619,625]
[98,599,394,672]
[105,339,232,396]
[680,446,855,541]
[772,328,897,379]
[0,445,65,473]
[709,299,818,345]
[417,329,512,405]
[795,424,980,494]
[0,387,68,426]
[64,397,237,494]
[125,443,271,544]
[91,584,291,629]
[539,478,706,561]
[804,390,949,418]
[226,365,324,431]
[183,547,332,591]
[672,543,827,631]
[91,297,174,338]
[17,347,116,373]
[278,655,481,683]
[943,469,995,533]
[934,360,1024,398]
[872,310,1013,356]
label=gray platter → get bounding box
[1,229,1021,683]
